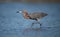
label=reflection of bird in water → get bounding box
[17,10,48,28]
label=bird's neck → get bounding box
[23,12,30,19]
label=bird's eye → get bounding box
[19,11,22,13]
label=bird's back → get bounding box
[29,12,48,19]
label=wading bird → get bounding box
[17,10,48,28]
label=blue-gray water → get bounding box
[0,3,60,37]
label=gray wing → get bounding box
[29,12,48,19]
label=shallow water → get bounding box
[0,3,60,37]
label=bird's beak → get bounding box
[16,11,19,13]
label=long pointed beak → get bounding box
[16,11,19,13]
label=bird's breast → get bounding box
[23,15,30,19]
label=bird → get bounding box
[17,10,48,28]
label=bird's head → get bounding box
[16,10,28,14]
[16,10,22,13]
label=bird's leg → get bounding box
[37,20,42,28]
[38,22,42,27]
[31,21,37,28]
[39,23,42,28]
[31,21,38,28]
[38,22,42,26]
[31,23,34,28]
